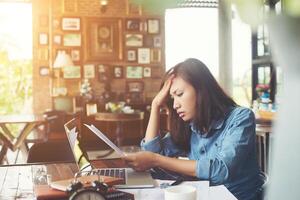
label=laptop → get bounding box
[62,118,155,189]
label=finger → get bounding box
[122,155,135,161]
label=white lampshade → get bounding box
[53,51,74,69]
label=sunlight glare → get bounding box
[0,2,32,60]
[165,8,219,78]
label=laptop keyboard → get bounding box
[92,168,126,181]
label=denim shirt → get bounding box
[141,107,265,200]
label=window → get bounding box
[165,8,219,77]
[231,7,252,107]
[0,2,32,114]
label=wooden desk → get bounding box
[0,162,77,199]
[94,112,144,146]
[0,114,46,164]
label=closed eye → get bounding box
[176,92,183,97]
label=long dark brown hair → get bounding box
[163,58,237,152]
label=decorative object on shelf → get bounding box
[62,17,81,31]
[80,79,93,101]
[106,101,125,113]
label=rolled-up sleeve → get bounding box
[140,133,185,157]
[195,108,256,184]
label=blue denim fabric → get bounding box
[141,107,265,200]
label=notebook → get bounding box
[59,118,155,189]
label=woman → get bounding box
[123,58,265,200]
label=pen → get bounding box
[170,178,184,186]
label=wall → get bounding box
[32,0,165,113]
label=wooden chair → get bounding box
[27,140,74,163]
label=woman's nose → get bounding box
[173,101,180,110]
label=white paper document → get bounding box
[84,124,126,156]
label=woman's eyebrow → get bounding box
[169,88,177,95]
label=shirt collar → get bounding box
[189,106,235,134]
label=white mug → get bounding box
[165,185,197,200]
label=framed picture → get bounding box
[144,35,153,47]
[126,66,143,79]
[126,81,144,92]
[127,49,136,62]
[83,64,95,79]
[52,87,68,97]
[126,2,142,15]
[85,18,121,61]
[97,64,110,82]
[125,34,143,47]
[113,66,123,78]
[62,17,81,31]
[138,48,150,64]
[63,65,81,79]
[153,36,161,47]
[63,33,81,46]
[39,66,49,76]
[38,48,48,61]
[148,19,160,34]
[53,34,62,45]
[151,49,161,63]
[143,67,151,78]
[71,49,80,61]
[126,19,140,31]
[53,17,60,29]
[39,33,48,45]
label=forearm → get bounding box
[154,154,197,177]
[144,104,161,142]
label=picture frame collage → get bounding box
[37,13,164,103]
[125,19,161,62]
[51,17,83,82]
[123,17,162,80]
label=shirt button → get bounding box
[200,148,205,154]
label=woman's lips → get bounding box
[178,112,185,118]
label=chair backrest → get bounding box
[27,140,74,163]
[43,110,67,133]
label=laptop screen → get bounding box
[64,118,89,169]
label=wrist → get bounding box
[151,102,161,112]
[152,153,160,167]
